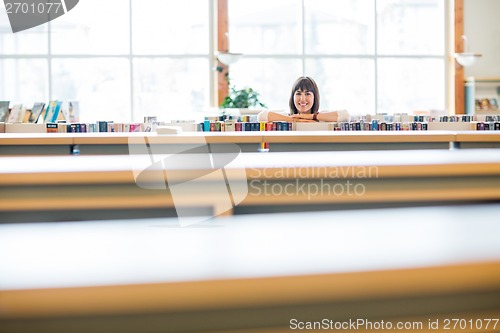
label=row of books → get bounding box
[20,119,500,133]
[0,100,80,124]
[433,115,474,122]
[200,120,292,132]
[214,113,498,124]
[205,115,258,123]
[197,120,433,132]
[336,121,429,131]
[10,113,500,133]
[336,121,500,131]
[46,121,147,133]
[474,122,500,131]
[194,120,500,132]
[354,114,500,123]
[431,115,500,122]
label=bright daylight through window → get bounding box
[0,0,445,121]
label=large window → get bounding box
[229,0,446,115]
[0,0,211,122]
[1,0,447,120]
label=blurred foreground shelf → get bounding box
[1,205,500,332]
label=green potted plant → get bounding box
[221,86,267,109]
[217,66,267,111]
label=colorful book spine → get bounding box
[46,123,58,133]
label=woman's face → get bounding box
[294,89,315,114]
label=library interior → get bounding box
[1,1,500,332]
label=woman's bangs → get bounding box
[294,78,314,93]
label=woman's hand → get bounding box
[291,114,314,121]
[291,116,315,122]
[291,110,351,122]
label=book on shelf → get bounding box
[0,101,9,122]
[28,102,46,123]
[43,101,63,123]
[46,123,58,133]
[7,104,26,123]
[22,111,31,123]
[52,100,63,122]
[67,101,80,123]
[490,99,498,111]
[130,123,142,132]
[225,120,235,131]
[475,98,499,113]
[43,101,55,123]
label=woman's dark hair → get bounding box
[289,76,320,114]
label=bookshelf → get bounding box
[2,149,500,222]
[455,131,500,148]
[2,131,500,155]
[261,131,455,151]
[1,205,500,332]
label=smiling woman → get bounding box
[290,76,319,115]
[257,76,350,123]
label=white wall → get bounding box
[464,0,500,77]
